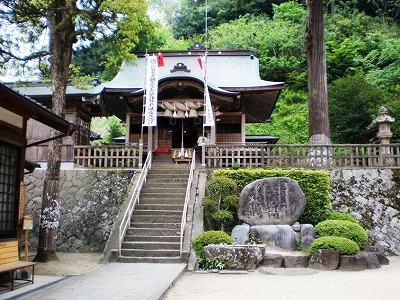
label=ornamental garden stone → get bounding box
[238,177,306,225]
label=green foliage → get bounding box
[308,236,360,255]
[231,161,240,170]
[246,233,261,245]
[315,220,368,248]
[213,169,331,225]
[197,257,227,270]
[246,89,309,144]
[327,212,358,223]
[221,195,238,211]
[210,210,234,223]
[202,196,218,210]
[295,237,303,251]
[328,75,386,143]
[193,231,233,258]
[206,176,237,200]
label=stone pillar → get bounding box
[375,106,395,155]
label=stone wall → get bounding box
[330,169,400,255]
[24,169,136,252]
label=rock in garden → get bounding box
[364,253,381,269]
[300,224,315,251]
[203,245,264,270]
[338,255,367,271]
[238,177,306,225]
[309,249,339,270]
[276,225,297,250]
[231,223,250,245]
[261,253,283,268]
[283,255,309,268]
[375,253,389,265]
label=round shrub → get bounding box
[327,212,357,223]
[210,210,234,223]
[315,220,368,248]
[221,195,238,211]
[202,196,218,209]
[206,176,237,198]
[193,231,233,258]
[308,236,360,255]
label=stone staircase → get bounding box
[119,161,190,263]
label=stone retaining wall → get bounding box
[24,169,136,252]
[330,169,400,255]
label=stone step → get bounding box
[126,228,180,236]
[141,187,186,194]
[134,209,182,216]
[122,241,180,250]
[130,222,180,229]
[124,235,180,243]
[148,169,189,175]
[139,194,185,201]
[121,249,180,257]
[131,214,182,223]
[118,256,181,263]
[135,204,184,210]
[138,198,184,205]
[143,183,187,189]
[147,174,189,180]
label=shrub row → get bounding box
[213,169,331,225]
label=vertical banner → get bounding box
[143,55,158,126]
[200,55,215,127]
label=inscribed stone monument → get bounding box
[238,177,306,225]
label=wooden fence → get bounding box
[74,143,400,169]
[74,145,140,168]
[204,143,400,169]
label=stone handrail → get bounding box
[74,145,140,168]
[118,152,152,256]
[204,143,400,169]
[180,150,196,256]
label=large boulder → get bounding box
[309,249,340,270]
[203,245,264,270]
[338,255,367,271]
[238,177,306,225]
[250,225,297,250]
[261,253,284,268]
[231,224,250,245]
[300,224,315,250]
[283,255,309,268]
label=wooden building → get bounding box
[10,46,284,165]
[0,82,74,242]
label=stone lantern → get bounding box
[375,106,395,155]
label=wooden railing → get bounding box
[180,150,196,256]
[74,145,140,168]
[204,143,400,169]
[118,152,152,256]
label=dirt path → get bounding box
[163,256,400,300]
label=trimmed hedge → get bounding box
[213,169,331,225]
[193,231,233,258]
[309,236,360,255]
[315,220,368,248]
[327,212,358,223]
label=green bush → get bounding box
[315,220,368,248]
[206,176,237,199]
[210,210,234,223]
[202,196,218,209]
[213,169,331,225]
[193,231,233,258]
[327,212,358,223]
[221,195,238,211]
[309,236,360,255]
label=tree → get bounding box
[305,0,331,144]
[0,0,152,262]
[328,75,386,143]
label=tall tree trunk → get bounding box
[305,0,331,145]
[35,3,75,262]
